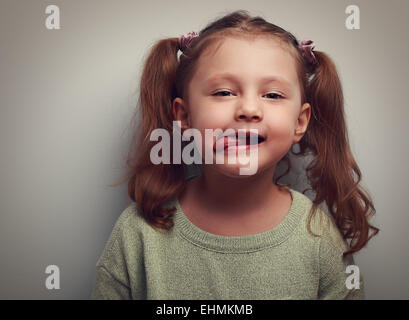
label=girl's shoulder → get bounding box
[111,202,165,238]
[112,202,144,233]
[96,201,166,268]
[289,188,348,252]
[101,203,147,250]
[109,200,179,242]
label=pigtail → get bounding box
[300,51,379,256]
[122,38,186,230]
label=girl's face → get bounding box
[173,36,311,178]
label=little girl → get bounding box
[91,10,379,300]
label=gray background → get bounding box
[0,0,407,299]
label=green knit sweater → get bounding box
[91,187,365,300]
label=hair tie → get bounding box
[178,31,199,53]
[298,40,318,66]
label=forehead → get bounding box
[192,36,299,88]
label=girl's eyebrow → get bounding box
[204,72,292,89]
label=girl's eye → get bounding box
[212,90,234,97]
[264,93,283,99]
[212,91,284,99]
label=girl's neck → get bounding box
[184,164,281,217]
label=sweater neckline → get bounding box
[173,187,305,253]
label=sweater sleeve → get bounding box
[90,205,146,300]
[92,265,132,300]
[316,210,365,300]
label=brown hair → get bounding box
[112,10,379,255]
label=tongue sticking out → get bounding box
[214,135,251,151]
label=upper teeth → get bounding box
[218,131,264,144]
[237,134,263,144]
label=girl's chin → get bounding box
[206,161,261,178]
[210,149,262,175]
[202,152,279,178]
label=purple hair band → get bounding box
[298,40,318,66]
[178,31,199,53]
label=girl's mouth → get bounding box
[213,131,265,152]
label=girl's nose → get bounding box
[235,101,263,122]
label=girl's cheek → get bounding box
[193,114,229,131]
[266,113,295,138]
